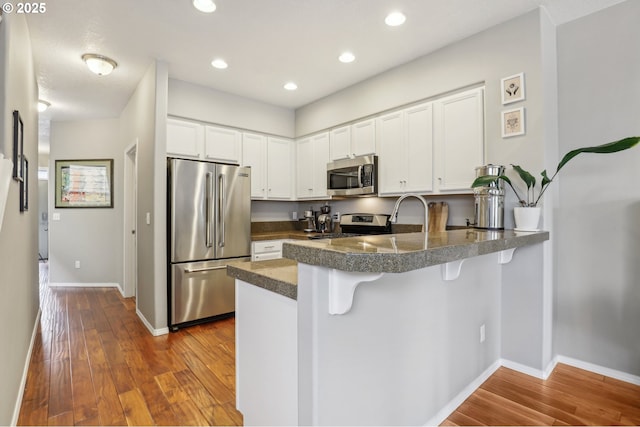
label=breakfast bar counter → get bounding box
[229,229,550,426]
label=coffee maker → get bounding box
[472,164,505,230]
[317,203,333,233]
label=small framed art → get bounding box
[20,156,28,212]
[55,159,114,208]
[501,72,525,105]
[502,107,525,138]
[12,110,24,182]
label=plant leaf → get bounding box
[541,170,551,187]
[556,136,640,173]
[471,175,501,188]
[512,164,536,189]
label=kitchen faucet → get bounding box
[390,193,429,232]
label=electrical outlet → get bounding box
[480,324,486,343]
[75,260,81,269]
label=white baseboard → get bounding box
[136,308,169,336]
[12,309,42,426]
[555,355,640,386]
[425,359,502,426]
[48,282,119,288]
[500,358,557,380]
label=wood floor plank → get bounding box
[48,358,73,419]
[119,388,155,426]
[48,410,74,426]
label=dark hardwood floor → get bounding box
[18,262,640,426]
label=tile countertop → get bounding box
[282,229,549,274]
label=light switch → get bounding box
[146,212,151,225]
[52,212,61,221]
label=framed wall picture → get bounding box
[20,156,28,212]
[12,110,24,182]
[501,72,525,104]
[502,107,525,138]
[55,159,114,208]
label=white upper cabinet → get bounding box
[266,137,294,199]
[204,125,241,164]
[241,133,268,199]
[330,126,351,160]
[433,87,484,192]
[297,132,330,199]
[377,103,433,195]
[166,118,203,159]
[329,119,376,161]
[351,119,376,157]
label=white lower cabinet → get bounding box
[296,132,330,199]
[242,134,294,200]
[251,239,291,261]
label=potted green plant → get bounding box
[472,136,640,230]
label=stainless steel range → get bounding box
[308,213,391,239]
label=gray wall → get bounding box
[48,119,123,285]
[555,0,640,375]
[0,13,40,425]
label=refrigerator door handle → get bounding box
[184,265,227,273]
[218,173,226,248]
[205,172,214,248]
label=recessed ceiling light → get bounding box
[339,52,356,63]
[385,11,406,27]
[193,0,216,13]
[82,53,118,76]
[38,100,51,112]
[211,59,228,69]
[284,82,298,91]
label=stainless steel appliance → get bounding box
[308,213,391,239]
[168,158,251,330]
[472,164,505,230]
[327,155,377,197]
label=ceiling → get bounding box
[26,0,624,127]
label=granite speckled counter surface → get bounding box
[282,229,549,273]
[228,229,549,300]
[227,258,298,299]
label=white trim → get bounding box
[500,358,555,380]
[136,308,169,336]
[555,355,640,386]
[48,282,119,288]
[11,309,42,426]
[425,360,501,426]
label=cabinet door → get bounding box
[267,137,293,199]
[204,126,241,164]
[351,118,376,157]
[434,88,484,191]
[167,118,203,159]
[377,111,405,195]
[311,132,331,198]
[404,102,434,193]
[296,137,314,198]
[330,126,351,160]
[242,133,267,199]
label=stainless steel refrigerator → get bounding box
[168,158,251,330]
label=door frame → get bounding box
[122,139,138,298]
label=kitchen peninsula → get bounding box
[228,229,549,425]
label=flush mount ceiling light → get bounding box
[211,58,228,69]
[385,11,406,27]
[284,82,298,91]
[82,53,118,76]
[38,100,51,113]
[193,0,216,13]
[338,52,356,63]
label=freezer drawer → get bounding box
[170,258,249,328]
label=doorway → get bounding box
[123,140,138,298]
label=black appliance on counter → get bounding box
[308,213,391,240]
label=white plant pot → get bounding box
[513,207,541,231]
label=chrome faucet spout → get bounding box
[389,193,429,232]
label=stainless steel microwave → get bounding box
[326,155,378,196]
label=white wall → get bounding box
[555,0,640,376]
[0,13,40,426]
[48,119,123,285]
[168,78,295,138]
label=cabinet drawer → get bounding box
[253,240,284,254]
